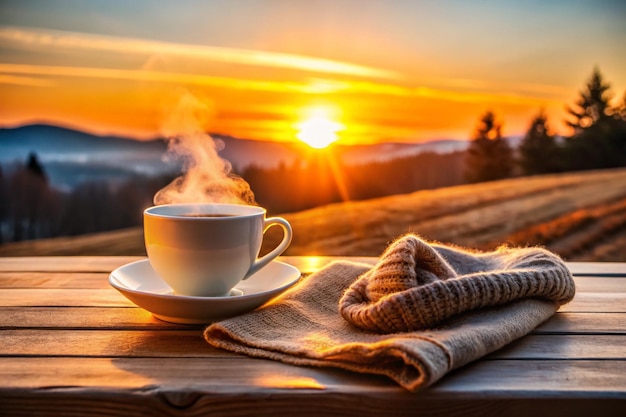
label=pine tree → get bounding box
[604,90,626,167]
[519,110,562,175]
[614,92,626,121]
[465,111,514,183]
[0,166,7,243]
[566,67,613,133]
[564,68,626,170]
[26,152,48,182]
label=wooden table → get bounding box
[1,256,625,416]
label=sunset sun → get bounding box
[296,107,344,149]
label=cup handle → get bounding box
[243,217,293,280]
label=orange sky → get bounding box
[1,1,625,145]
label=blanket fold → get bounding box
[204,234,575,391]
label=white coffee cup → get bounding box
[144,203,293,297]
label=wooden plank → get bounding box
[5,275,626,300]
[0,329,220,358]
[0,256,143,272]
[441,359,626,395]
[1,331,624,360]
[1,256,624,273]
[0,357,624,394]
[2,273,624,295]
[488,335,626,359]
[559,293,626,313]
[0,289,132,307]
[2,256,620,277]
[4,288,621,311]
[0,272,626,293]
[1,390,624,417]
[0,272,111,289]
[574,277,626,293]
[8,327,626,360]
[0,290,624,313]
[0,356,391,391]
[2,308,625,334]
[534,312,626,334]
[567,262,626,277]
[0,256,362,273]
[2,272,624,293]
[0,307,196,330]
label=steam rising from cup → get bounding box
[153,91,256,206]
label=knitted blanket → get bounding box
[204,234,575,391]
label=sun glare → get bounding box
[296,107,344,149]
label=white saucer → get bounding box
[109,259,301,324]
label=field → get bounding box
[2,168,626,261]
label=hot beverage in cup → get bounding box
[178,213,238,218]
[144,203,293,297]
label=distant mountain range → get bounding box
[0,123,476,189]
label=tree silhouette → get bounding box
[464,111,514,183]
[26,152,48,182]
[0,166,8,243]
[564,68,626,170]
[603,90,626,167]
[5,153,54,241]
[566,67,613,132]
[614,92,626,121]
[518,110,562,175]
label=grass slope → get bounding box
[2,168,626,261]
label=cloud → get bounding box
[0,73,54,87]
[0,26,565,107]
[0,63,344,94]
[0,26,400,80]
[309,78,563,106]
[0,62,561,109]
